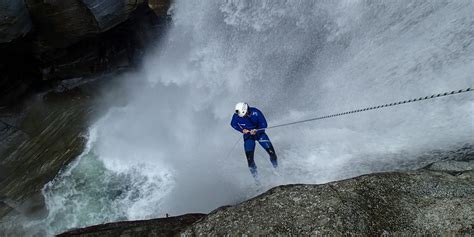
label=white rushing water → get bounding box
[10,0,474,235]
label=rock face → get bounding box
[0,0,172,228]
[0,0,171,106]
[57,159,473,236]
[0,70,135,221]
[185,167,473,235]
[1,0,157,48]
[0,85,96,220]
[26,0,147,50]
[0,0,32,43]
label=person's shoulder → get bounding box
[250,107,262,112]
[249,107,262,115]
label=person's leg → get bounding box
[244,136,257,178]
[245,150,257,178]
[266,146,278,168]
[257,133,278,168]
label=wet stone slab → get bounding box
[0,79,110,220]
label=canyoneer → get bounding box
[230,102,278,180]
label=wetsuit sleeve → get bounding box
[257,109,268,129]
[230,114,243,132]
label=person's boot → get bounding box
[271,161,281,177]
[249,165,258,180]
[271,158,278,168]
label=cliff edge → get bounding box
[58,158,473,236]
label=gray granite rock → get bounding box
[183,166,473,235]
[423,160,474,173]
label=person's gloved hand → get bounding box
[243,129,250,134]
[250,129,257,135]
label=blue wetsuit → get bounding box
[230,107,278,178]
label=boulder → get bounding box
[184,165,473,235]
[0,0,32,43]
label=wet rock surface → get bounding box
[0,87,95,220]
[424,160,474,173]
[337,144,474,179]
[57,214,205,237]
[0,71,132,221]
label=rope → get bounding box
[224,136,242,160]
[258,87,472,131]
[226,87,472,159]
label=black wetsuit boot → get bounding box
[245,151,258,178]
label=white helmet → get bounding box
[235,102,249,117]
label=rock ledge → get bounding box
[59,160,473,236]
